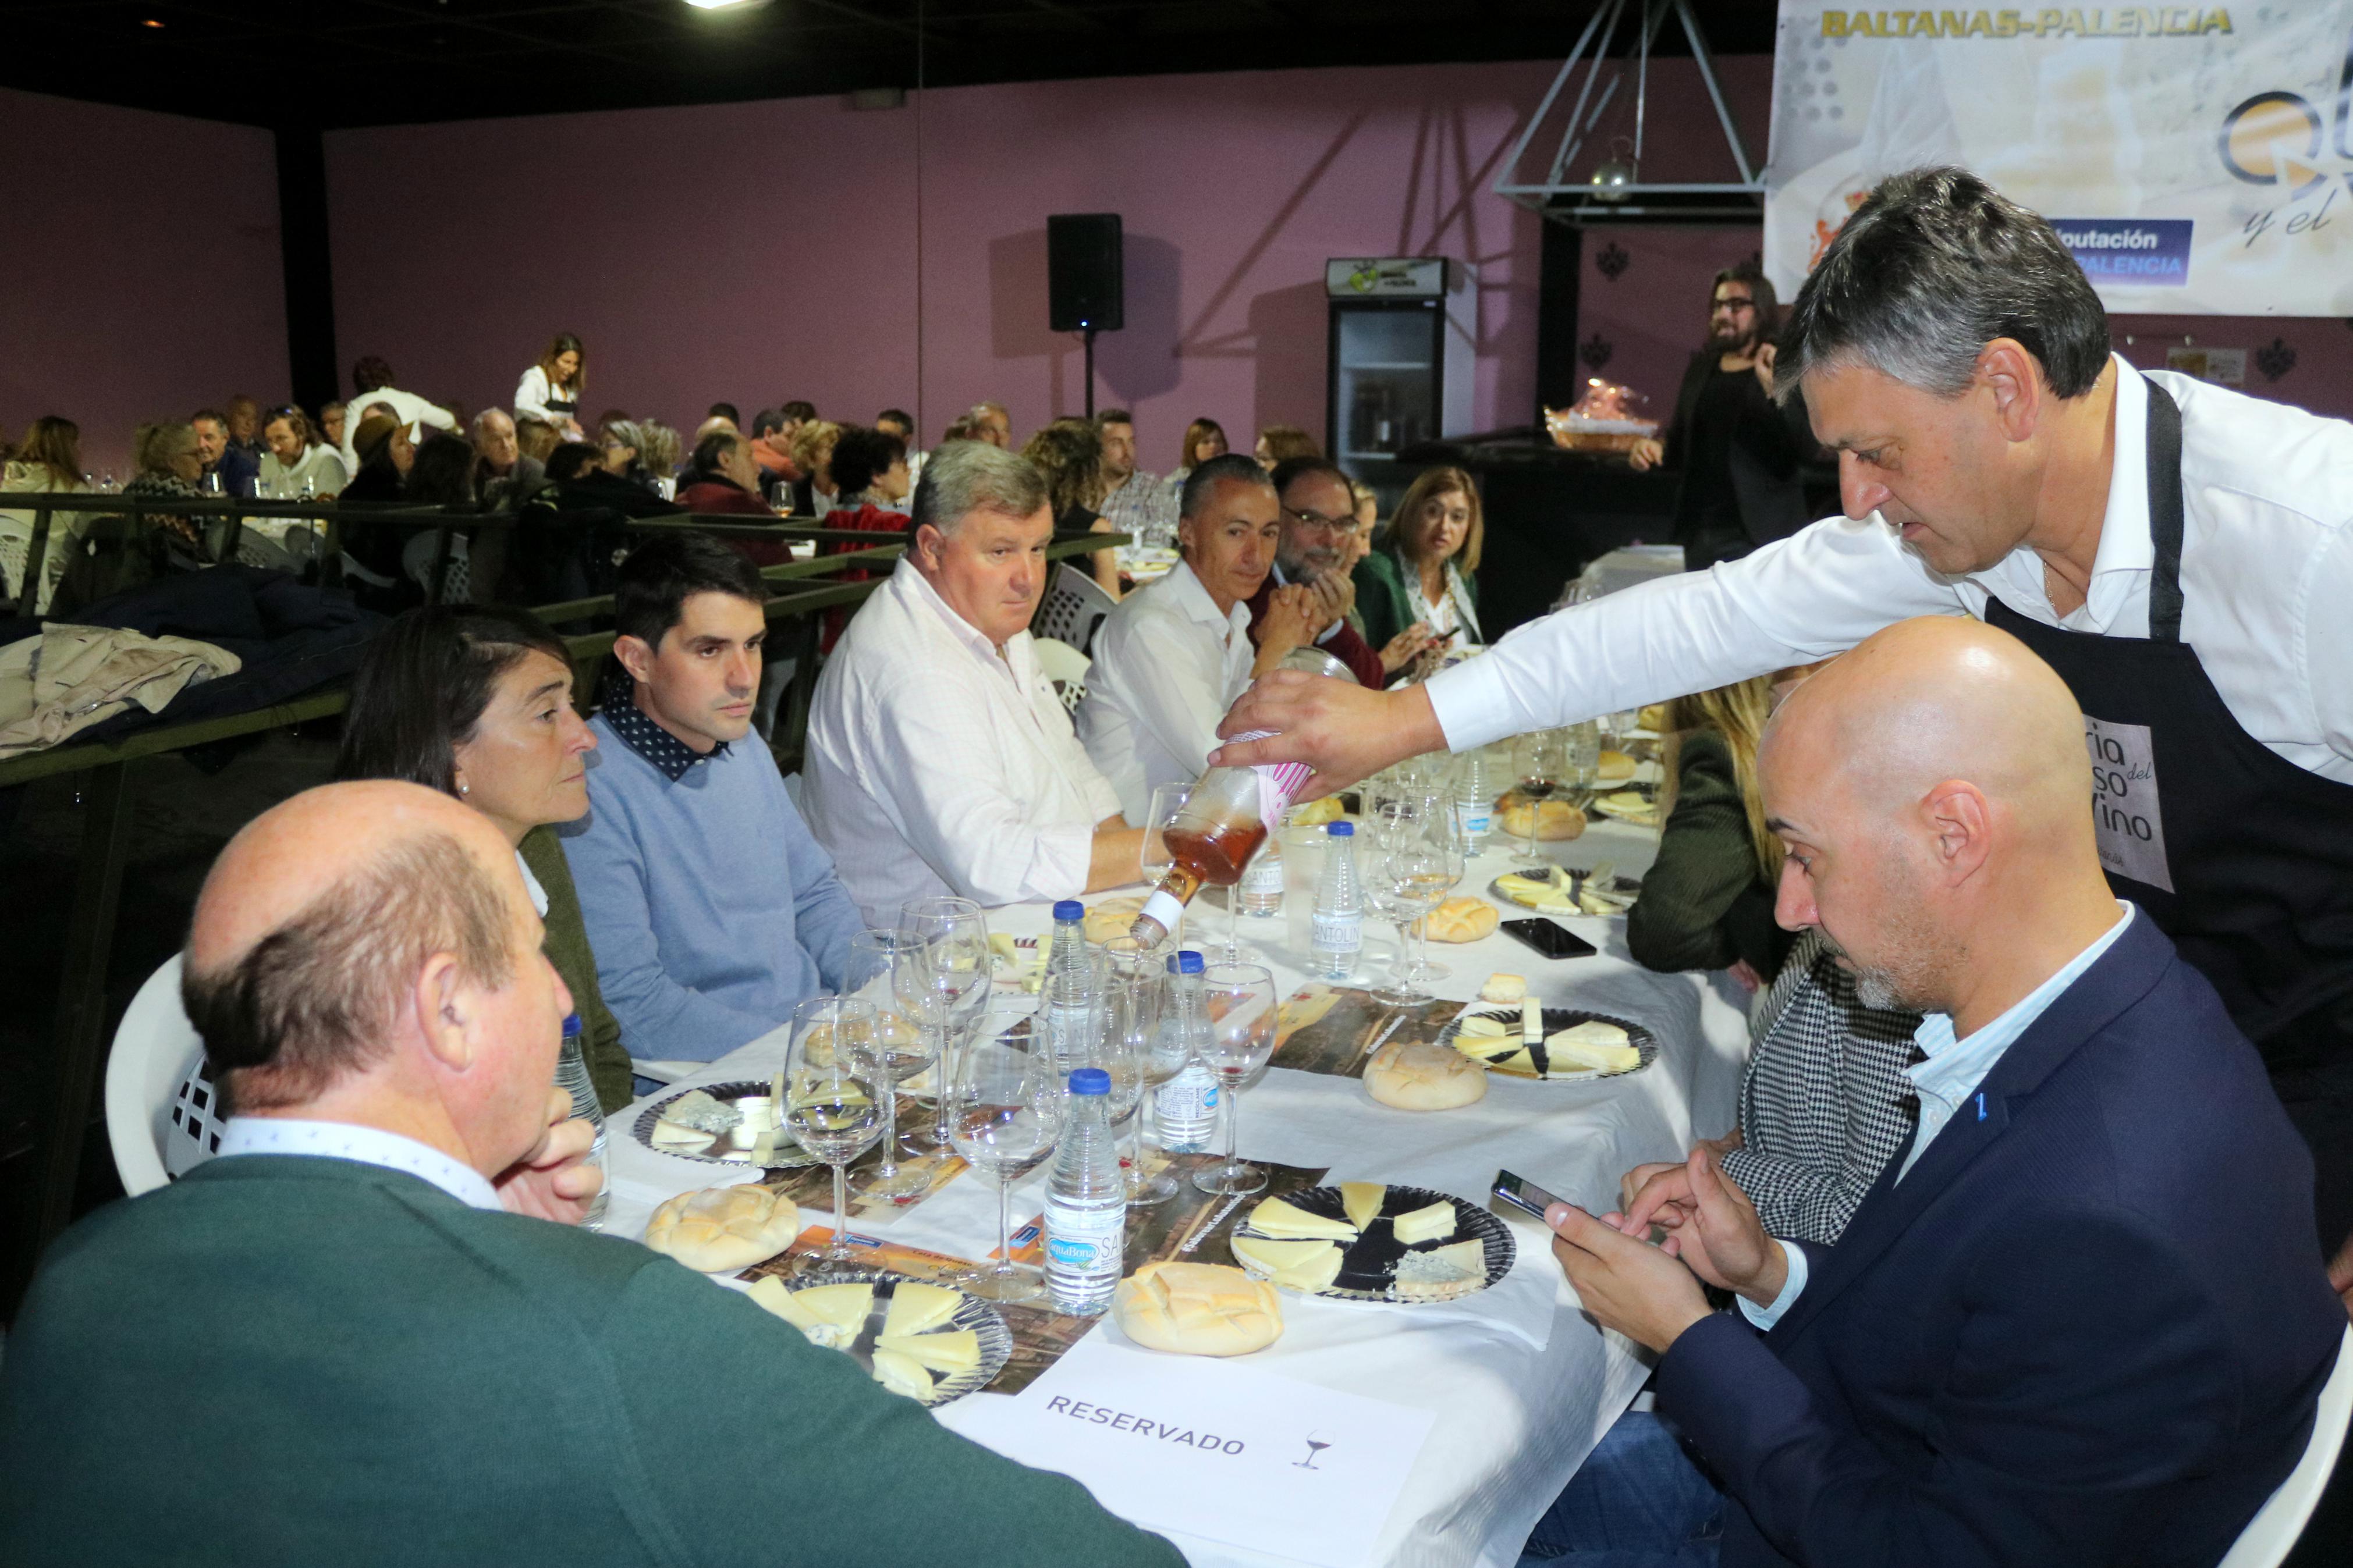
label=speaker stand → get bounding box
[1082,327,1098,419]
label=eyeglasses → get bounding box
[1283,505,1358,535]
[1712,297,1758,314]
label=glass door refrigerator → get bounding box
[1325,257,1475,503]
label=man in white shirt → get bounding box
[1524,617,2343,1567]
[342,354,457,475]
[1078,454,1309,823]
[804,442,1148,925]
[1219,166,2353,1282]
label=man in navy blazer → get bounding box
[1531,618,2345,1567]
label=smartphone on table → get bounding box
[1492,1168,1567,1223]
[1500,918,1598,961]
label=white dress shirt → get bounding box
[804,558,1124,926]
[1742,903,2136,1329]
[1078,559,1256,825]
[215,1117,502,1210]
[1428,361,2353,781]
[338,385,457,475]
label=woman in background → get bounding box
[1170,417,1227,489]
[515,333,586,440]
[1021,416,1121,597]
[789,419,842,516]
[1352,464,1482,660]
[1,416,93,611]
[333,606,634,1114]
[1624,674,1788,982]
[1252,424,1318,469]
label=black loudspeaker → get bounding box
[1048,213,1124,333]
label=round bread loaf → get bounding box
[1083,897,1145,944]
[1497,797,1587,841]
[1418,895,1499,944]
[1114,1261,1284,1356]
[1596,749,1636,781]
[642,1185,802,1272]
[1365,1039,1489,1111]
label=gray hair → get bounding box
[1776,166,2110,404]
[911,440,1048,536]
[469,407,514,441]
[1180,452,1273,521]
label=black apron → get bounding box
[1983,379,2353,1246]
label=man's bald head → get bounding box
[1759,617,2111,1020]
[185,782,529,1114]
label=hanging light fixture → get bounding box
[1588,137,1638,202]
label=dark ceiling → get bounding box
[0,0,1777,130]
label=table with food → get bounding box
[602,733,1749,1568]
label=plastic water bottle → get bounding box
[1155,952,1218,1153]
[1238,834,1284,917]
[1310,822,1364,982]
[1041,899,1096,1076]
[1454,747,1497,852]
[1044,1068,1128,1315]
[551,1012,610,1232]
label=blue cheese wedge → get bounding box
[870,1347,935,1399]
[1392,1238,1488,1300]
[1247,1195,1358,1240]
[659,1090,740,1135]
[1392,1200,1457,1245]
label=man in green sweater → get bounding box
[0,780,1180,1568]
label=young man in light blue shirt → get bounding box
[561,532,863,1062]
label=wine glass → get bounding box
[1370,824,1453,1002]
[845,929,938,1202]
[779,997,885,1272]
[1098,937,1176,1205]
[1190,963,1279,1197]
[1511,729,1567,865]
[946,995,1066,1304]
[1141,782,1191,886]
[897,897,992,1155]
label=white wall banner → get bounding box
[1764,6,2353,317]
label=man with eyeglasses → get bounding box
[1241,456,1390,687]
[1629,262,1818,570]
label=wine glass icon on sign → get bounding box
[1296,1432,1332,1470]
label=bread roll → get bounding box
[1289,795,1344,827]
[1596,749,1636,782]
[1497,797,1587,841]
[1637,702,1668,732]
[1416,896,1499,944]
[641,1185,802,1273]
[1365,1039,1489,1111]
[1479,973,1527,1003]
[1114,1261,1284,1356]
[1084,897,1145,944]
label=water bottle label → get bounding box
[1456,801,1492,837]
[1312,911,1363,954]
[1044,1201,1126,1268]
[1241,851,1284,895]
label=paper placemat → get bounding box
[1266,986,1460,1080]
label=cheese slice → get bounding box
[1495,873,1550,901]
[1546,1021,1640,1073]
[1246,1196,1357,1240]
[650,1120,711,1150]
[1339,1182,1387,1232]
[1490,1048,1540,1078]
[746,1127,797,1164]
[875,1329,981,1374]
[1230,1235,1346,1292]
[1393,1238,1489,1300]
[1392,1200,1457,1245]
[881,1282,963,1339]
[1456,1014,1509,1039]
[1520,997,1543,1044]
[870,1347,935,1399]
[747,1275,815,1328]
[793,1282,876,1331]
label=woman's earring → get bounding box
[458,781,470,797]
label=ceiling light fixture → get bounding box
[142,16,165,26]
[683,0,762,10]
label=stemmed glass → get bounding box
[1190,963,1280,1197]
[1369,819,1454,1002]
[1099,936,1176,1205]
[779,997,885,1273]
[1141,782,1190,883]
[946,995,1066,1304]
[897,897,992,1155]
[845,929,938,1201]
[1511,730,1568,865]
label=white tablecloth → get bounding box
[606,816,1752,1568]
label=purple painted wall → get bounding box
[0,87,290,478]
[322,61,1571,463]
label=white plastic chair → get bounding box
[104,955,221,1197]
[1032,560,1116,656]
[2220,1322,2353,1568]
[1031,635,1091,714]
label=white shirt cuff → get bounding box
[1737,1239,1807,1330]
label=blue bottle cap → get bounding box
[1054,899,1085,921]
[560,1012,583,1039]
[1178,950,1206,974]
[1069,1068,1111,1095]
[1166,954,1183,973]
[1327,821,1354,837]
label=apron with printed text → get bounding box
[1982,381,2353,1070]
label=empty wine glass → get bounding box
[946,995,1066,1304]
[845,929,937,1202]
[1190,963,1279,1197]
[1141,782,1191,887]
[1370,824,1453,1002]
[780,996,885,1272]
[1511,730,1568,865]
[1097,937,1170,1204]
[897,896,992,1154]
